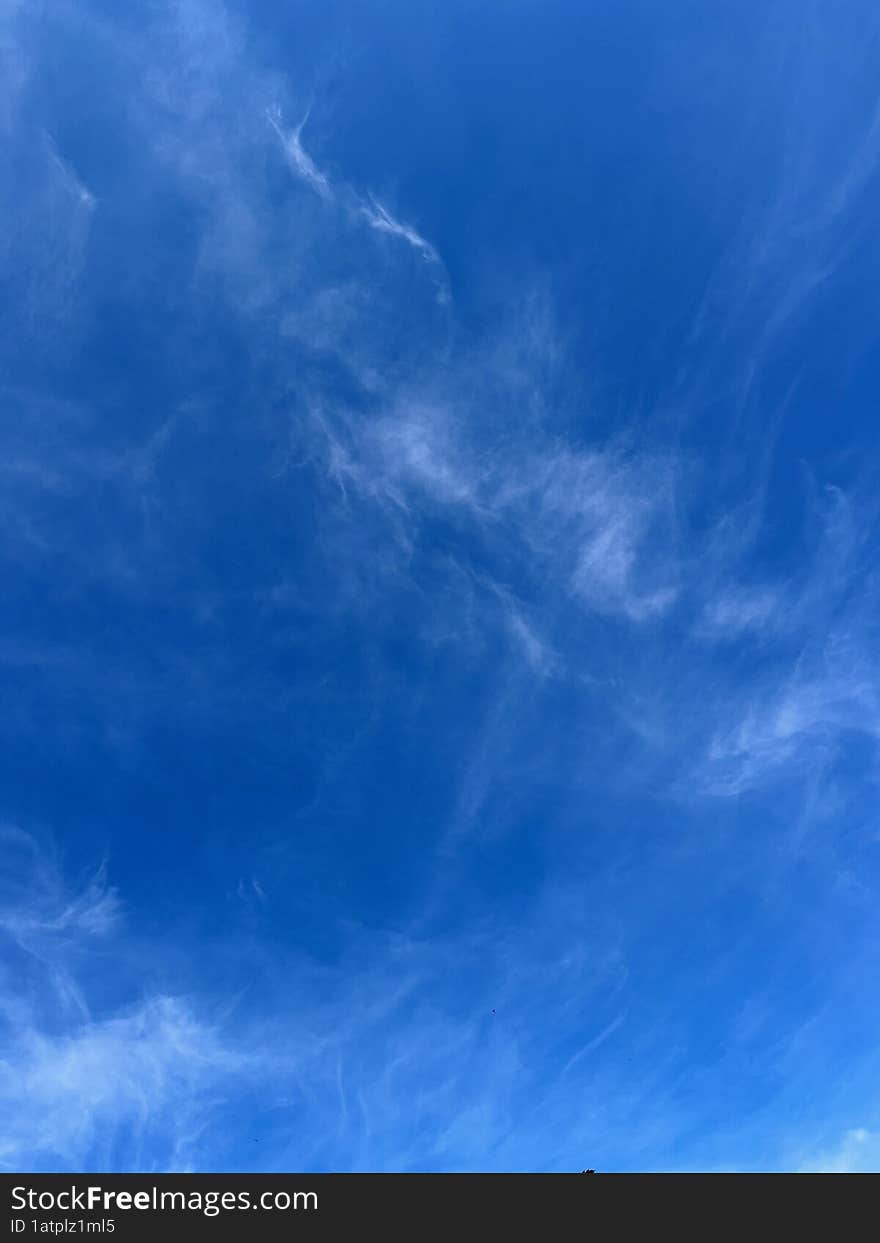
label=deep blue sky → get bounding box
[2,0,880,1172]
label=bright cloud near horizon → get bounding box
[2,0,880,1173]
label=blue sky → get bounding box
[2,0,880,1173]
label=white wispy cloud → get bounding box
[0,827,118,936]
[798,1127,880,1173]
[0,833,644,1172]
[688,482,880,797]
[697,653,880,798]
[0,995,254,1171]
[697,586,784,640]
[44,131,96,210]
[501,600,557,676]
[0,828,120,1025]
[341,399,682,627]
[264,104,447,295]
[266,104,332,201]
[530,448,681,622]
[0,833,261,1171]
[361,193,440,265]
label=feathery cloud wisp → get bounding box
[361,194,440,265]
[266,105,332,201]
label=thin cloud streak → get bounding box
[361,193,441,264]
[266,104,332,201]
[265,103,447,297]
